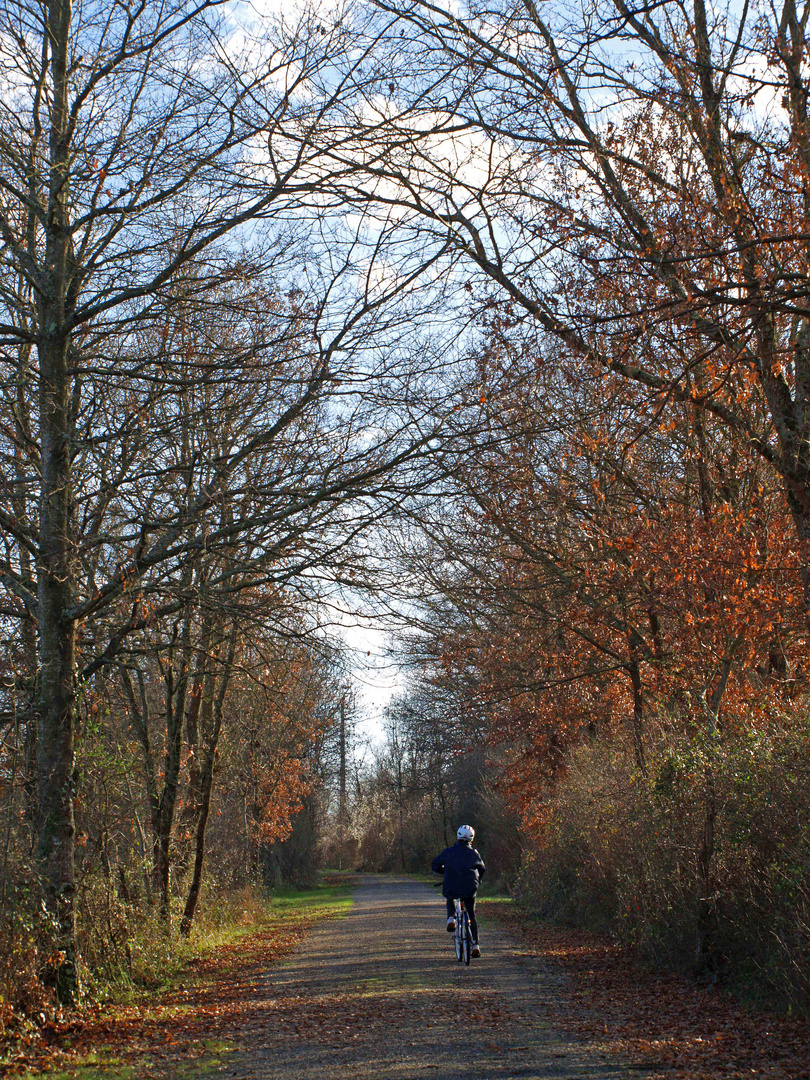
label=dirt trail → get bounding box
[223,875,630,1080]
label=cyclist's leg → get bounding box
[445,896,456,931]
[465,895,479,942]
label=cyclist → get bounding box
[431,825,486,958]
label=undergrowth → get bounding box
[1,874,357,1078]
[515,716,810,1013]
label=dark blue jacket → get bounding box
[431,840,486,899]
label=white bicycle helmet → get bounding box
[457,824,475,841]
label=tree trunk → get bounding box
[154,696,183,918]
[153,609,193,920]
[626,656,648,776]
[338,697,348,869]
[180,627,235,936]
[120,668,157,907]
[694,653,733,972]
[37,329,78,1000]
[786,494,810,636]
[14,344,39,838]
[175,593,218,880]
[695,757,717,971]
[438,776,450,847]
[179,724,218,937]
[35,0,80,1004]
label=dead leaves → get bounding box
[6,888,806,1080]
[0,906,319,1077]
[482,901,810,1080]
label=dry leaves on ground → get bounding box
[481,901,810,1080]
[0,910,317,1077]
[4,886,808,1080]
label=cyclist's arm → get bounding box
[430,851,446,874]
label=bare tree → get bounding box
[0,0,452,999]
[361,0,810,622]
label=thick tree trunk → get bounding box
[37,336,78,1000]
[36,627,77,998]
[786,495,810,636]
[35,0,79,1003]
[14,345,39,837]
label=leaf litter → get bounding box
[480,900,810,1080]
[3,883,808,1079]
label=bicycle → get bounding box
[432,882,474,965]
[453,897,473,965]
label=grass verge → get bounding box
[1,874,357,1079]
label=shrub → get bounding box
[0,878,55,1029]
[76,861,270,998]
[520,715,810,1010]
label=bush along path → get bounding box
[4,875,809,1079]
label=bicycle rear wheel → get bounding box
[454,902,463,962]
[461,908,471,965]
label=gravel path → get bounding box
[224,875,634,1080]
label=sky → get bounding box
[335,620,403,745]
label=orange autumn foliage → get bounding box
[426,337,808,825]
